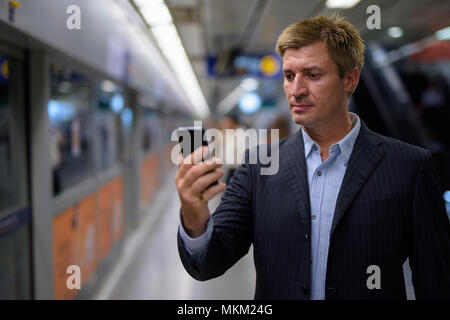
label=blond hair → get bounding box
[276,14,365,79]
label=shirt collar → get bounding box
[301,112,361,165]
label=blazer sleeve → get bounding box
[177,149,254,281]
[409,150,450,299]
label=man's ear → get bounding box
[344,67,360,96]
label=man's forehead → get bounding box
[282,58,328,72]
[283,42,328,56]
[282,45,333,71]
[282,64,323,72]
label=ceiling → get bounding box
[165,0,450,116]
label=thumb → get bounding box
[177,152,184,167]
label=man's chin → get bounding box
[291,113,312,126]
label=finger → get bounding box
[177,146,206,178]
[200,182,227,202]
[175,152,186,183]
[183,146,208,165]
[190,169,224,195]
[183,157,223,187]
[177,152,184,167]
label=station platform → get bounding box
[94,171,256,300]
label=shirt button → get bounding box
[311,214,316,220]
[317,171,322,176]
[313,145,317,151]
[305,234,309,240]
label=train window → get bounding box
[0,55,26,215]
[96,80,122,170]
[48,64,93,196]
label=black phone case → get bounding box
[177,126,218,188]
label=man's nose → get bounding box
[291,75,308,98]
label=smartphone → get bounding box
[177,126,218,187]
[177,126,207,159]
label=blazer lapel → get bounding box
[283,129,311,233]
[330,121,386,236]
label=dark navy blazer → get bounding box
[177,121,450,299]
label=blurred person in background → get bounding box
[216,114,245,184]
[268,113,291,143]
[419,77,449,144]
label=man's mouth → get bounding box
[292,104,313,112]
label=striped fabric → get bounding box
[302,113,361,299]
[177,119,450,299]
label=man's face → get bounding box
[282,41,350,128]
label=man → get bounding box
[175,15,450,299]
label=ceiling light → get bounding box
[101,80,117,93]
[436,26,450,40]
[134,0,209,119]
[444,191,450,203]
[152,24,209,118]
[388,27,403,38]
[140,4,172,25]
[241,78,259,91]
[325,0,362,9]
[134,0,163,8]
[239,92,261,114]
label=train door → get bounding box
[0,43,32,299]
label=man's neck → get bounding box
[303,112,354,161]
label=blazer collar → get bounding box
[283,128,311,232]
[282,119,386,235]
[330,120,386,236]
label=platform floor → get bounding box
[95,171,415,300]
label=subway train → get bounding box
[0,1,194,299]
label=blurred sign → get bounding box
[0,56,9,83]
[207,53,282,79]
[106,37,132,82]
[0,207,30,238]
[410,41,450,62]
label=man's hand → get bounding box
[175,146,226,238]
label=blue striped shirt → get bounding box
[179,112,361,300]
[303,113,360,299]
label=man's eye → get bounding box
[285,73,294,80]
[308,73,320,79]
